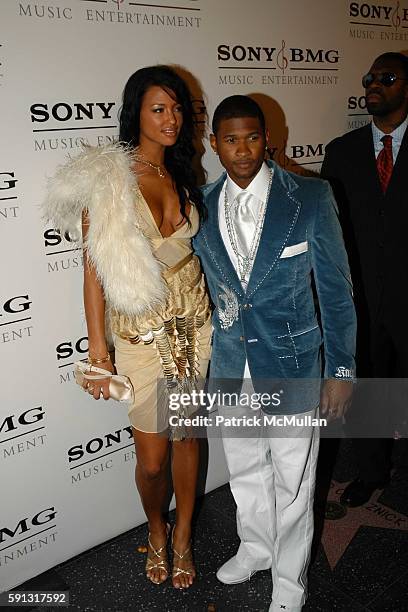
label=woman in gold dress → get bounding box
[46,66,211,589]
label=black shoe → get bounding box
[340,478,387,507]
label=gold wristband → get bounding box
[88,353,111,365]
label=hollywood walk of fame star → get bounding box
[320,479,408,569]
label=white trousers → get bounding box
[218,378,320,610]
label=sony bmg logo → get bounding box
[218,44,339,67]
[349,2,408,25]
[0,507,57,544]
[271,143,325,161]
[0,295,32,319]
[68,426,133,463]
[44,228,79,248]
[0,172,18,191]
[290,143,325,160]
[30,102,116,123]
[348,95,367,110]
[56,336,88,362]
[44,229,83,273]
[0,407,45,436]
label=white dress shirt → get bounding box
[218,162,272,284]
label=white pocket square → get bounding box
[280,241,308,258]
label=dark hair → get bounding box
[212,95,266,135]
[119,65,205,222]
[373,52,408,79]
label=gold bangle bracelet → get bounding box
[88,354,111,365]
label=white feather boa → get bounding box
[42,143,168,315]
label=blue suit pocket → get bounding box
[271,324,322,374]
[271,324,320,355]
[289,324,321,354]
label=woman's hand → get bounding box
[82,360,115,400]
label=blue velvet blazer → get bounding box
[193,161,357,414]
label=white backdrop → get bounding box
[1,0,407,592]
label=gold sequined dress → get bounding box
[111,188,212,436]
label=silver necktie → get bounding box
[232,190,256,260]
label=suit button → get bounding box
[379,209,385,216]
[240,336,245,341]
[378,241,384,248]
[243,304,248,310]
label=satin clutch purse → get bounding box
[74,361,134,404]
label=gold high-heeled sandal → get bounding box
[145,523,170,584]
[171,529,195,589]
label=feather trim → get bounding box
[42,143,168,316]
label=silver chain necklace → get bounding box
[224,169,273,286]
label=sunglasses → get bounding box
[362,72,408,88]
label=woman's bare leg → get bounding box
[133,428,170,584]
[171,437,199,588]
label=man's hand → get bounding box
[320,379,353,421]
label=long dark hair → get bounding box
[119,65,205,222]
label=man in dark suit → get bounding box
[321,52,408,507]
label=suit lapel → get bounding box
[387,125,408,198]
[201,163,301,298]
[355,124,384,198]
[201,178,245,297]
[246,162,301,297]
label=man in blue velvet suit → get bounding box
[193,96,356,612]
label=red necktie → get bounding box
[376,134,393,193]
